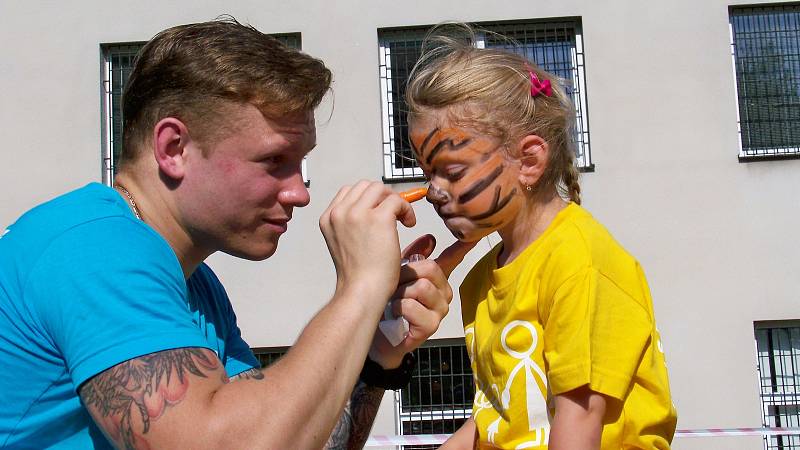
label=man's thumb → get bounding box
[434,240,478,278]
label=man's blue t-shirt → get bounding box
[0,183,259,448]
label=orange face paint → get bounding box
[400,187,428,203]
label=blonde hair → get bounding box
[405,23,581,204]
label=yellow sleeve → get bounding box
[542,267,652,401]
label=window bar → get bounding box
[102,54,114,185]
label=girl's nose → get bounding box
[426,183,450,205]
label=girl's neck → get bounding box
[496,191,568,267]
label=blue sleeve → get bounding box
[224,320,261,376]
[24,217,212,390]
[195,265,260,376]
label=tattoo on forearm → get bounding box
[229,367,265,382]
[325,381,385,450]
[79,348,219,450]
[325,398,352,449]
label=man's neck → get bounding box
[113,171,210,279]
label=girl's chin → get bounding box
[447,225,492,243]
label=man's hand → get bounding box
[319,180,415,306]
[368,234,477,368]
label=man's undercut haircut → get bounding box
[121,16,332,163]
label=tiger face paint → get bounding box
[410,123,525,242]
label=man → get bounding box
[0,18,473,449]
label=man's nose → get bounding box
[278,172,310,208]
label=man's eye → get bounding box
[263,156,282,166]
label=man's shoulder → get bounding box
[5,183,134,244]
[5,183,178,291]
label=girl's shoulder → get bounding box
[542,203,641,275]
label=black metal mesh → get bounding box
[103,33,302,183]
[756,326,800,449]
[106,44,144,179]
[400,418,468,450]
[485,21,590,169]
[379,31,426,176]
[731,5,800,158]
[378,18,591,181]
[252,347,289,368]
[398,342,473,449]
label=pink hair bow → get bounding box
[529,71,552,97]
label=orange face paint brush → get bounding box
[400,187,428,203]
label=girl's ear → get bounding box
[517,134,549,187]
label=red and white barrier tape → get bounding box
[675,427,800,438]
[364,427,800,446]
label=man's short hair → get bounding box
[121,17,332,163]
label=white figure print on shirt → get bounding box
[467,321,551,447]
[467,326,504,445]
[499,320,550,447]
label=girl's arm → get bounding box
[439,417,477,450]
[549,385,607,450]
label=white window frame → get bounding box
[379,19,592,182]
[379,36,425,180]
[754,321,800,450]
[394,340,473,445]
[729,5,800,161]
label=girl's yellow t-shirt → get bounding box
[460,203,677,449]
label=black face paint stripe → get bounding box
[417,127,439,158]
[425,137,473,165]
[468,187,517,221]
[457,164,503,204]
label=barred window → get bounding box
[252,346,289,368]
[101,33,304,184]
[731,5,800,160]
[395,339,473,449]
[378,18,592,181]
[755,322,800,450]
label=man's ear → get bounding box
[517,134,549,188]
[152,117,191,181]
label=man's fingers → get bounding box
[392,276,450,315]
[401,234,437,260]
[391,298,440,342]
[434,240,479,278]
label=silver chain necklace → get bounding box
[113,184,142,220]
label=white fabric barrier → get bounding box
[364,427,800,447]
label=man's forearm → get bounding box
[325,381,385,450]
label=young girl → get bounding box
[405,27,677,449]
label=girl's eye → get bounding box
[445,168,466,181]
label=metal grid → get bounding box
[731,5,800,159]
[102,33,303,185]
[379,29,427,180]
[251,346,289,368]
[756,324,800,449]
[103,44,144,183]
[396,341,473,450]
[378,18,592,181]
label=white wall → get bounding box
[2,1,799,447]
